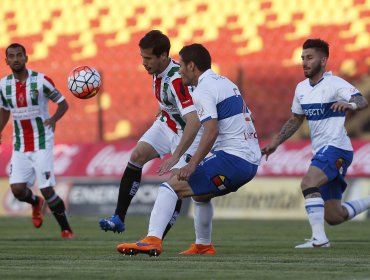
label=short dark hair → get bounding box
[6,43,27,57]
[179,43,211,72]
[139,30,171,57]
[303,39,329,58]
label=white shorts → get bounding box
[9,148,56,189]
[139,119,201,169]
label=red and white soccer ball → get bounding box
[67,66,101,99]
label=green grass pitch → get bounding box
[0,215,369,280]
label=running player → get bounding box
[116,43,261,256]
[0,43,74,238]
[98,31,216,254]
[262,39,369,248]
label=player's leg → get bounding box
[99,141,159,233]
[115,141,159,220]
[180,195,216,255]
[117,180,193,256]
[39,186,74,238]
[295,165,330,248]
[100,121,173,233]
[341,196,370,221]
[296,146,353,248]
[323,194,370,225]
[34,149,74,238]
[9,151,43,228]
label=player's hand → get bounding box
[158,155,180,176]
[261,143,278,161]
[44,118,56,131]
[0,133,2,144]
[177,162,197,181]
[331,101,353,112]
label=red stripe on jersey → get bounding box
[16,81,35,151]
[20,119,35,151]
[154,77,162,101]
[162,110,178,134]
[171,78,194,109]
[44,75,55,86]
[16,81,28,107]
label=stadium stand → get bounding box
[0,0,369,143]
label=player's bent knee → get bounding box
[324,213,345,225]
[10,184,27,199]
[130,145,157,165]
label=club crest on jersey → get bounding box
[211,175,227,191]
[17,94,25,106]
[44,171,51,180]
[197,107,205,117]
[30,90,39,100]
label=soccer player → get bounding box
[116,43,261,256]
[0,43,74,238]
[262,39,369,248]
[98,31,216,254]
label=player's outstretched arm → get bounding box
[261,113,305,160]
[158,110,201,175]
[331,95,368,112]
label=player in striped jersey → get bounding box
[116,44,261,256]
[99,31,215,254]
[0,43,74,238]
[262,39,369,248]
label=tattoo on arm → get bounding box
[349,95,369,110]
[276,114,304,145]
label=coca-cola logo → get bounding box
[258,144,312,176]
[54,144,80,175]
[86,145,156,176]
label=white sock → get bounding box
[193,199,213,245]
[148,183,178,239]
[342,196,370,220]
[304,197,328,241]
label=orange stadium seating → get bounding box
[0,0,370,143]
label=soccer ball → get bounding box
[67,66,101,99]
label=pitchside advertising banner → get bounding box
[0,140,369,218]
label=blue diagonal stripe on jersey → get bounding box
[301,102,345,121]
[216,95,244,120]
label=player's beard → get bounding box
[304,62,322,79]
[11,64,26,74]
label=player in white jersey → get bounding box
[99,31,215,254]
[116,43,261,256]
[0,43,74,238]
[262,39,369,248]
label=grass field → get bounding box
[0,215,369,280]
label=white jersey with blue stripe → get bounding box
[292,71,360,154]
[192,69,261,165]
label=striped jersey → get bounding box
[0,70,65,152]
[153,59,196,134]
[292,71,361,154]
[192,69,261,165]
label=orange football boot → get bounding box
[117,236,162,256]
[179,243,216,255]
[31,196,44,228]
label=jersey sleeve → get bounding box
[43,75,65,104]
[193,87,218,123]
[291,85,304,115]
[334,77,361,102]
[169,77,196,116]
